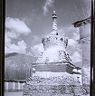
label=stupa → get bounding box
[31,11,80,76]
[23,11,82,96]
[37,10,70,64]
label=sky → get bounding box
[5,0,91,64]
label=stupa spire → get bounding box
[52,10,57,31]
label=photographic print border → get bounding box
[0,0,95,96]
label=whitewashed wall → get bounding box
[79,23,91,85]
[4,81,25,91]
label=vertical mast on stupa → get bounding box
[52,10,58,31]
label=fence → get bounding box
[4,81,25,91]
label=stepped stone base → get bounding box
[23,84,90,96]
[23,75,89,96]
[33,63,74,74]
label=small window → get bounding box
[56,33,58,35]
[60,38,63,41]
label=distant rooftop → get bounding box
[73,17,91,27]
[5,52,18,58]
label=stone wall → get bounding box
[23,84,90,96]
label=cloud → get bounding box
[31,43,44,57]
[32,35,41,44]
[5,40,27,54]
[67,38,82,63]
[62,25,80,40]
[5,17,31,54]
[68,39,78,47]
[43,0,55,15]
[71,51,82,63]
[6,17,31,35]
[33,44,44,52]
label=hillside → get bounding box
[5,53,37,81]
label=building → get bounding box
[73,17,91,85]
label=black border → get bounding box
[0,0,95,96]
[91,0,95,96]
[0,0,4,95]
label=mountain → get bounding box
[5,52,37,81]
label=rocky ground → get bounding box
[4,91,90,96]
[23,75,90,96]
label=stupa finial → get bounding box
[52,10,57,31]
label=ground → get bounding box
[4,91,90,96]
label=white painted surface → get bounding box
[13,82,15,90]
[79,23,91,85]
[5,82,8,90]
[18,82,20,90]
[33,72,71,78]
